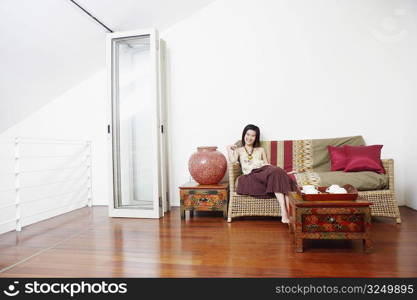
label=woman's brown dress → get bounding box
[236,147,298,198]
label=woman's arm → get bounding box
[227,145,239,163]
[261,147,269,164]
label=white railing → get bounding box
[0,137,92,234]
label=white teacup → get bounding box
[302,185,316,190]
[302,185,318,194]
[326,184,347,194]
[304,189,319,194]
[326,184,338,191]
[331,188,347,194]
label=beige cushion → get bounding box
[316,170,388,191]
[311,135,366,171]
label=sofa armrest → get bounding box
[381,159,394,191]
[228,162,242,194]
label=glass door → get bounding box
[107,29,164,218]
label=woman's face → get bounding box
[244,129,257,146]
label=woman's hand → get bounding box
[227,144,239,163]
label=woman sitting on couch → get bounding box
[226,124,298,223]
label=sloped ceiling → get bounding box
[0,0,214,132]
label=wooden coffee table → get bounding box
[288,192,373,253]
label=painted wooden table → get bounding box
[179,181,229,219]
[288,191,373,253]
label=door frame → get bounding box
[106,28,163,218]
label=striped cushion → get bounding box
[260,140,313,173]
[235,136,365,172]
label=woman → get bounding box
[226,124,298,223]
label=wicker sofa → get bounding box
[227,136,401,223]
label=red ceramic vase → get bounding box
[188,146,227,185]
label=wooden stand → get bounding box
[288,192,373,253]
[179,182,229,219]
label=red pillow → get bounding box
[344,145,385,174]
[328,145,347,171]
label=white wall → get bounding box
[0,0,106,132]
[0,0,215,133]
[162,0,417,208]
[0,70,109,208]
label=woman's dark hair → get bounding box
[241,124,261,147]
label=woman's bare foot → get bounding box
[275,193,290,224]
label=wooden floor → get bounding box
[0,206,416,277]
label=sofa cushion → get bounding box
[328,145,347,171]
[258,140,310,173]
[310,136,365,171]
[259,136,366,173]
[315,171,388,191]
[344,145,385,174]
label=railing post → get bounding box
[86,141,92,207]
[14,137,22,231]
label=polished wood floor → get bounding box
[0,206,416,277]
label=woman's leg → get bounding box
[284,194,290,212]
[275,192,289,223]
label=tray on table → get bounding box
[298,184,358,201]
